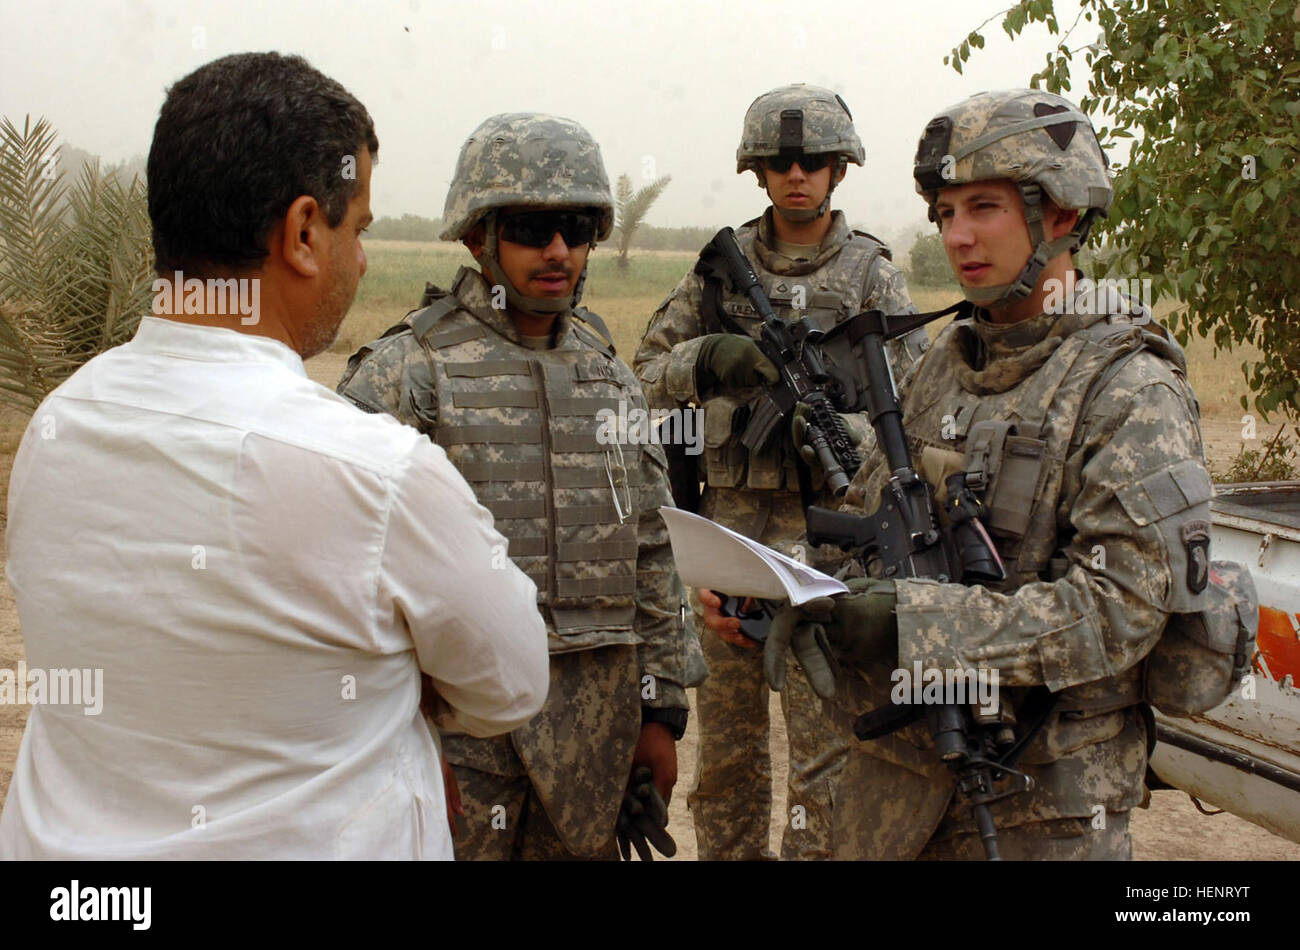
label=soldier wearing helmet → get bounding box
[751,89,1218,860]
[634,84,930,860]
[338,113,705,860]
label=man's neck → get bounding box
[984,254,1075,326]
[151,270,300,351]
[769,206,832,247]
[508,308,559,338]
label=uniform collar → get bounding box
[951,274,1115,394]
[751,208,853,276]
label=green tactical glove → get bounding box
[791,403,820,468]
[764,577,899,699]
[695,334,779,392]
[616,766,677,861]
[791,403,871,470]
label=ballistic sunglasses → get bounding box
[761,152,835,174]
[498,210,599,248]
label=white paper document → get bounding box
[659,507,848,606]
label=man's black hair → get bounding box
[147,52,378,275]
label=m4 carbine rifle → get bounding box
[801,305,1051,862]
[695,227,864,497]
[697,227,1037,858]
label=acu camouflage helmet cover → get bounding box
[441,113,615,242]
[913,89,1112,220]
[913,89,1112,305]
[736,84,866,174]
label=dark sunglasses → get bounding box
[761,152,835,174]
[498,210,599,248]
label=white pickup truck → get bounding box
[1149,481,1300,843]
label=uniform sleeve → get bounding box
[622,376,707,709]
[893,367,1210,693]
[380,438,550,737]
[632,271,710,409]
[336,334,430,431]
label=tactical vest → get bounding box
[698,225,895,493]
[903,312,1212,720]
[406,294,644,648]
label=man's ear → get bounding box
[1047,202,1080,240]
[835,162,847,185]
[463,221,487,259]
[278,195,326,278]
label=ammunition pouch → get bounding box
[962,420,1049,542]
[1144,560,1258,718]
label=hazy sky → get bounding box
[1,0,1099,244]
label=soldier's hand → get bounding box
[616,765,677,861]
[695,334,778,391]
[763,578,899,699]
[765,596,839,698]
[791,403,871,473]
[699,587,757,648]
[791,404,818,467]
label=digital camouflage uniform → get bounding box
[821,90,1215,860]
[339,114,704,860]
[633,85,929,859]
[833,289,1209,859]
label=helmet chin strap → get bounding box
[479,210,584,315]
[961,183,1091,309]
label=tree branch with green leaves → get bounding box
[949,0,1300,421]
[0,116,153,414]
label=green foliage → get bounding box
[613,172,672,271]
[0,116,153,414]
[907,231,957,288]
[1214,433,1298,484]
[366,213,444,242]
[950,0,1300,422]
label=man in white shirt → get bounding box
[0,52,548,860]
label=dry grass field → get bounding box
[0,238,1296,860]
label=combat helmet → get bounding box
[441,113,614,314]
[737,84,865,222]
[913,88,1113,307]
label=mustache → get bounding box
[530,265,572,279]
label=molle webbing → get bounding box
[416,300,644,630]
[557,539,638,561]
[557,575,639,598]
[484,499,547,520]
[547,396,623,416]
[438,425,543,446]
[556,505,622,526]
[451,390,539,408]
[443,360,532,378]
[551,606,637,631]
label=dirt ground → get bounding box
[0,350,1295,861]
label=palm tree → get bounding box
[613,172,671,271]
[0,116,153,414]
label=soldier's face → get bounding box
[761,157,836,214]
[933,180,1033,292]
[493,211,591,301]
